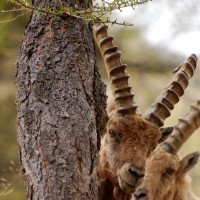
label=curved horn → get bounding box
[93,22,137,115]
[161,100,200,154]
[144,54,197,127]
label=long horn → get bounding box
[93,22,137,115]
[161,100,200,154]
[144,54,197,127]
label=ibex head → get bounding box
[100,113,162,196]
[93,21,197,199]
[134,100,200,200]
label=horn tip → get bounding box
[190,54,197,61]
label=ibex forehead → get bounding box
[108,113,161,142]
[147,146,179,169]
[109,112,159,129]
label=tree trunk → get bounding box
[16,1,107,199]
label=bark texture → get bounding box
[16,1,107,199]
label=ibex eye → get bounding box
[108,130,115,138]
[166,168,175,175]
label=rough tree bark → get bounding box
[16,0,107,199]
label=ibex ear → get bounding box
[158,126,174,143]
[179,151,200,176]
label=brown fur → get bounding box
[134,146,200,200]
[99,111,162,200]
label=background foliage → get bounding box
[0,1,29,199]
[0,0,199,199]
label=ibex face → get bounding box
[134,146,179,200]
[99,112,162,198]
[134,146,199,200]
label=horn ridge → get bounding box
[168,80,185,96]
[104,46,118,55]
[109,64,127,77]
[104,51,121,63]
[161,100,200,154]
[99,36,114,48]
[93,22,137,115]
[145,102,171,127]
[173,54,197,73]
[115,94,134,100]
[115,86,132,94]
[144,54,197,127]
[161,127,184,153]
[181,62,194,79]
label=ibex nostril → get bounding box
[134,189,147,199]
[128,168,144,179]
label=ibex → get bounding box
[93,22,197,200]
[134,100,200,200]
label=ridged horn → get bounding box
[93,22,137,115]
[161,100,200,154]
[144,54,197,127]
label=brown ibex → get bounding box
[134,100,200,200]
[93,22,197,200]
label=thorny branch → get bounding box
[0,11,31,24]
[2,0,152,26]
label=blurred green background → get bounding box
[0,0,200,199]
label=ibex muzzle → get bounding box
[118,162,145,193]
[134,188,147,200]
